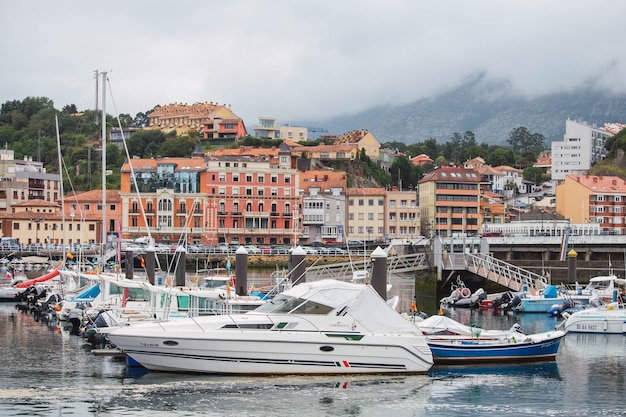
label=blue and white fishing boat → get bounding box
[415,315,564,364]
[425,330,565,364]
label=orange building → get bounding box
[557,175,626,235]
[119,143,301,246]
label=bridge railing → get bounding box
[464,252,550,292]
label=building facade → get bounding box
[345,188,386,243]
[253,117,308,141]
[419,165,481,237]
[0,199,100,246]
[299,170,347,244]
[551,119,613,181]
[385,188,420,240]
[146,102,247,140]
[0,150,61,215]
[556,174,626,235]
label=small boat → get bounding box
[414,315,564,364]
[425,330,565,364]
[106,279,434,375]
[440,276,486,308]
[562,301,626,334]
[517,275,626,313]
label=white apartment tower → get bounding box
[551,119,611,181]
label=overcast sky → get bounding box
[1,1,625,128]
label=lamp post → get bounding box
[541,209,544,235]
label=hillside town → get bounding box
[0,101,624,252]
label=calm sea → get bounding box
[0,302,624,417]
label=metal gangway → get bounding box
[463,252,550,292]
[305,252,430,282]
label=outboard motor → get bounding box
[506,294,523,311]
[548,299,575,317]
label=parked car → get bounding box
[300,246,318,255]
[273,246,290,255]
[259,246,272,255]
[243,245,261,254]
[216,243,230,253]
[328,247,347,255]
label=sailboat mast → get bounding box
[101,71,107,245]
[55,116,66,250]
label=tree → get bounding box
[507,127,545,153]
[485,146,515,167]
[126,129,166,158]
[524,166,545,185]
[133,112,149,128]
[62,104,78,114]
[390,156,418,190]
[159,136,198,157]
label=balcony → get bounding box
[217,211,228,216]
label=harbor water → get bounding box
[1,303,625,416]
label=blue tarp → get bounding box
[543,285,557,298]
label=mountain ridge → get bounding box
[294,74,626,145]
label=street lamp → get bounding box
[541,209,544,235]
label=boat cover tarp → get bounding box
[544,285,558,298]
[283,280,419,334]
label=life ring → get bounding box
[229,275,236,287]
[460,288,471,299]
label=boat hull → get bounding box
[517,297,587,313]
[426,331,565,364]
[563,308,626,334]
[108,321,433,375]
[0,287,24,301]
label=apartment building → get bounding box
[253,117,308,141]
[206,154,301,246]
[551,119,614,181]
[385,188,420,240]
[299,170,347,244]
[0,199,100,246]
[64,189,123,244]
[146,102,247,140]
[0,149,61,214]
[120,156,210,245]
[418,165,481,237]
[345,188,386,242]
[556,174,626,235]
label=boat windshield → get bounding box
[253,294,333,315]
[199,279,229,289]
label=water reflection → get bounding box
[107,374,433,417]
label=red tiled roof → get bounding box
[419,165,481,183]
[299,170,347,191]
[567,175,626,193]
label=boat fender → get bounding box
[460,288,471,299]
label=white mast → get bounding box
[101,71,107,245]
[55,116,66,253]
